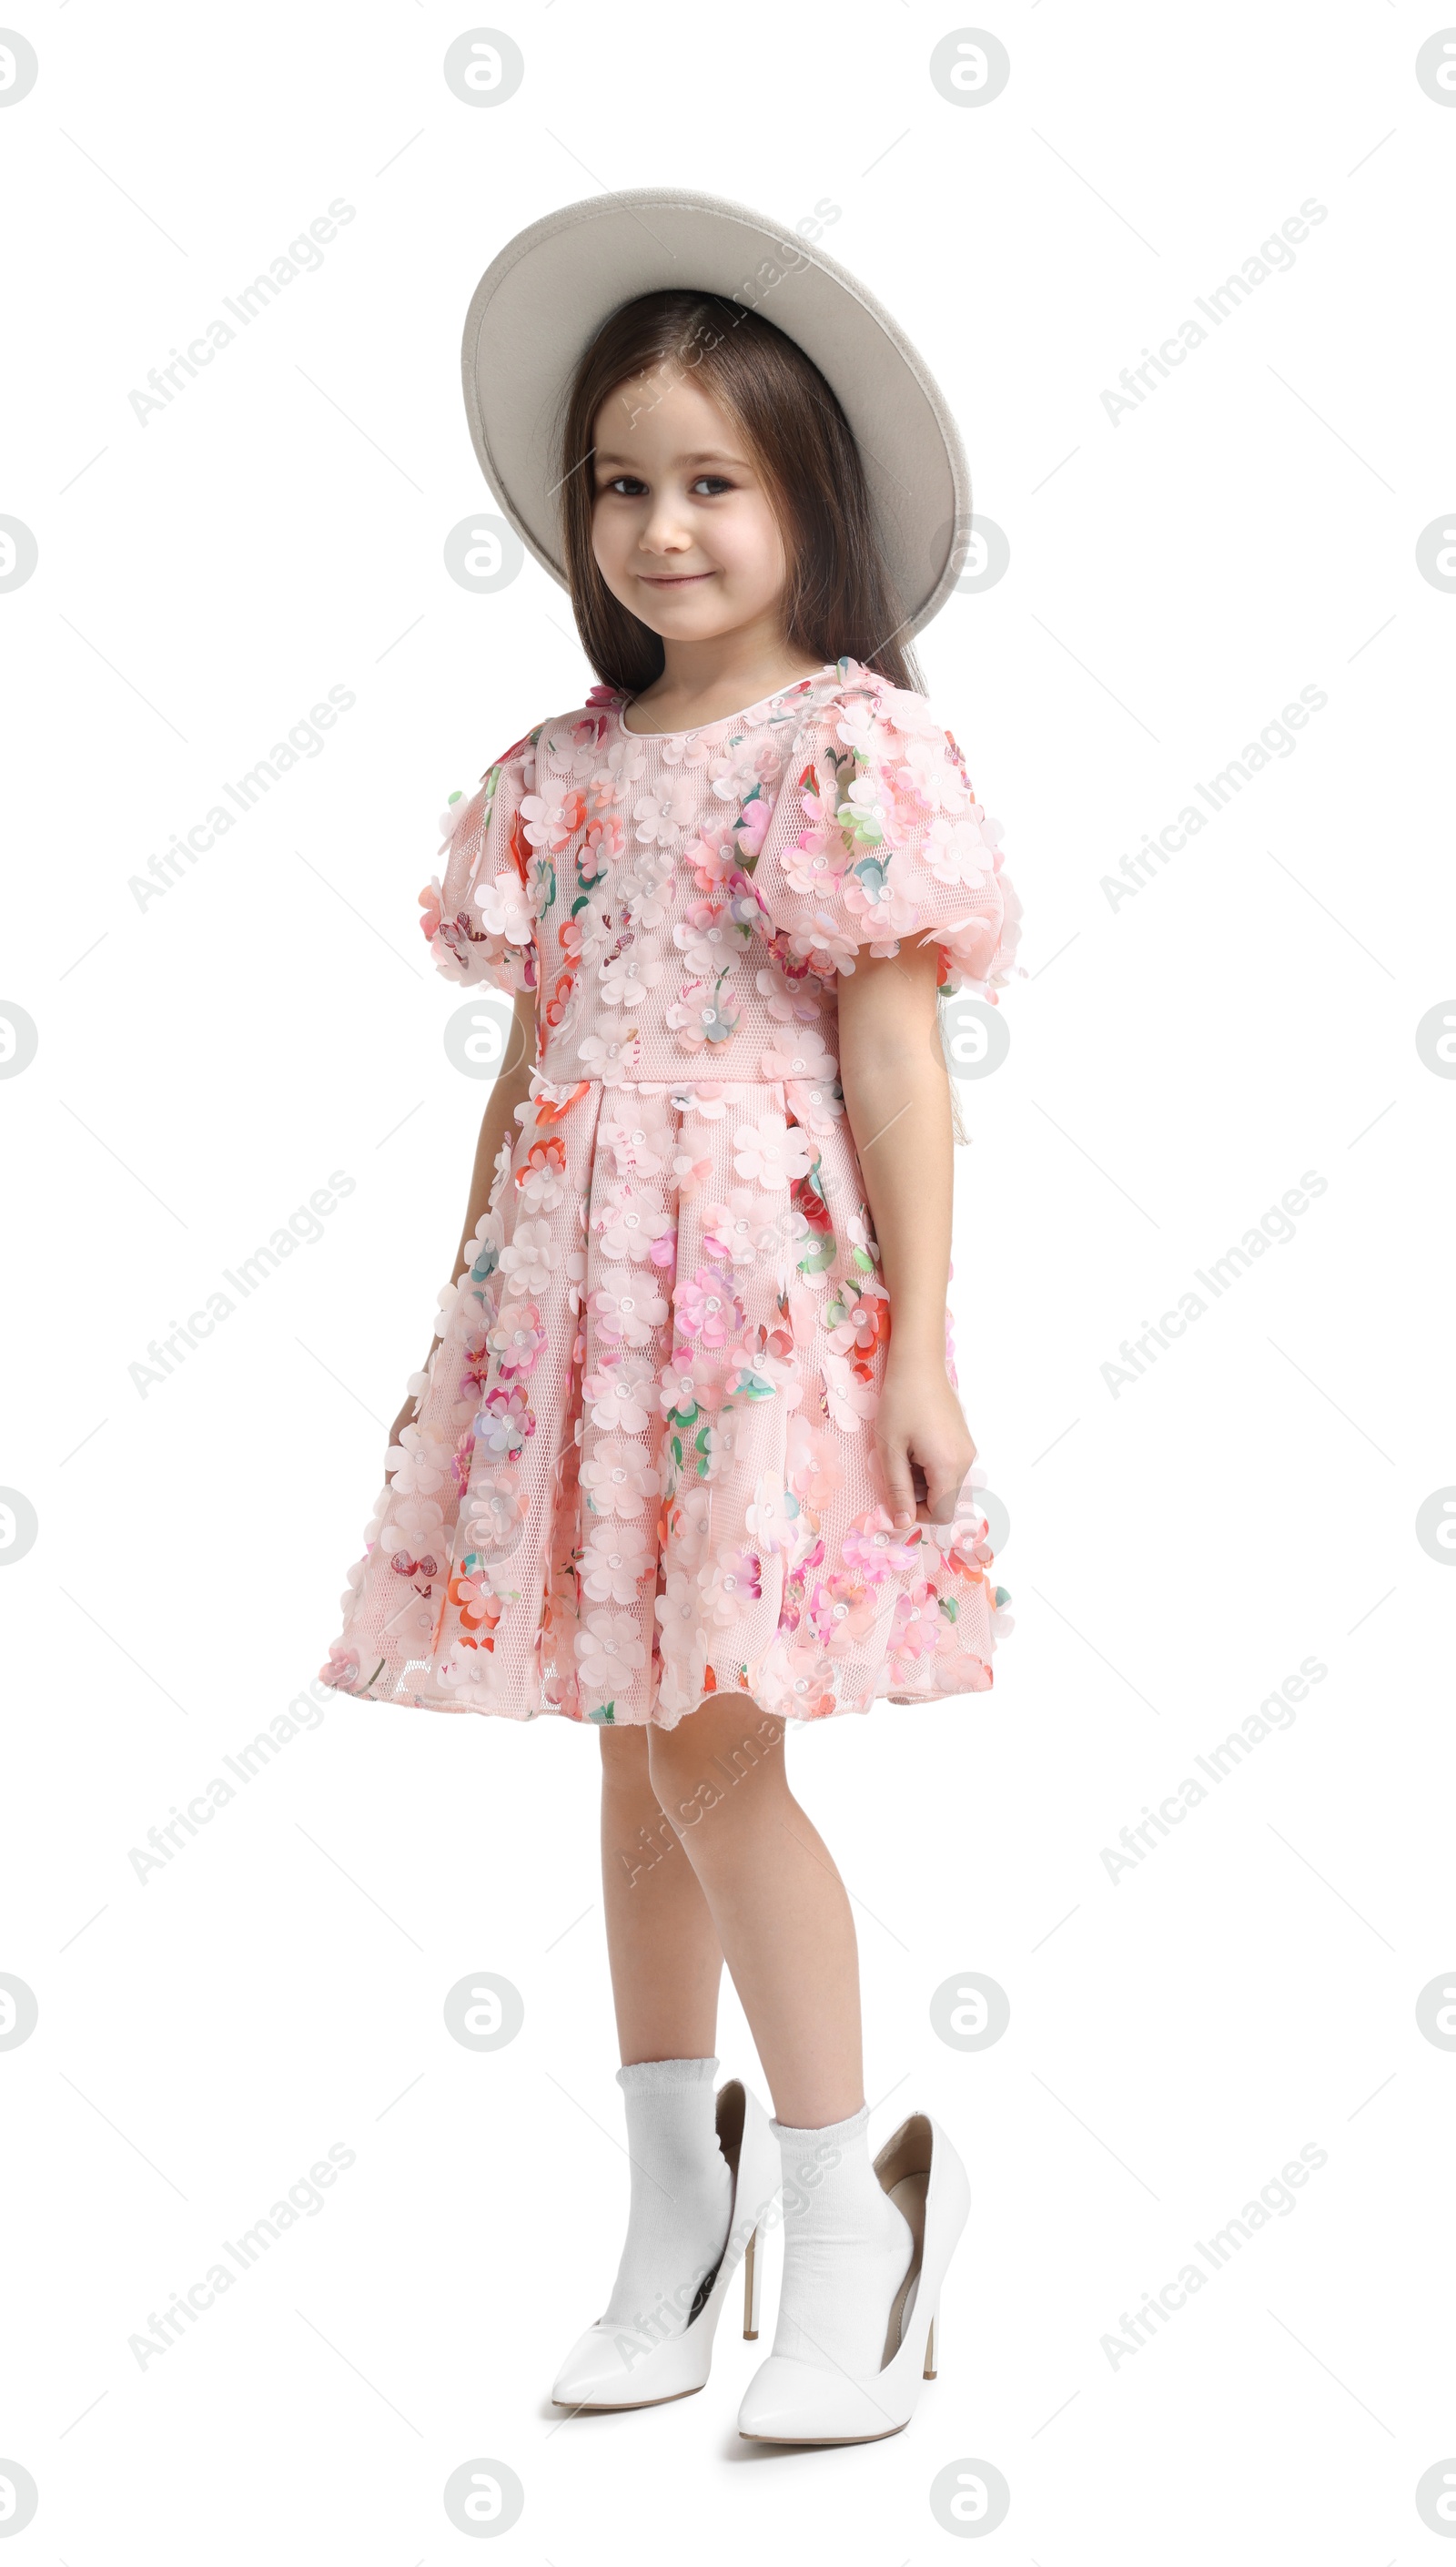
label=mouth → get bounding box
[637,571,714,588]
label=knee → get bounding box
[646,1698,784,1836]
[645,1732,708,1832]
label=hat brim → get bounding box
[460,188,971,640]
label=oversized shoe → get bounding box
[551,2077,780,2413]
[737,2110,970,2446]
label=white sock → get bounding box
[600,2056,733,2339]
[769,2104,915,2379]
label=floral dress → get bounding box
[319,656,1024,1728]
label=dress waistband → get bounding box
[533,1050,838,1097]
[531,1071,826,1098]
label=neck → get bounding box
[631,621,830,728]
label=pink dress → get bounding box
[319,656,1024,1728]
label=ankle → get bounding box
[600,2056,733,2338]
[768,2104,914,2377]
[771,2101,869,2145]
[619,2054,720,2089]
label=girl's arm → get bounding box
[834,940,976,1528]
[387,987,538,1452]
[447,989,539,1279]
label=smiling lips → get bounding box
[638,570,713,586]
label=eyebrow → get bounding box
[592,449,748,468]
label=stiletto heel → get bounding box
[551,2081,781,2411]
[743,2224,762,2339]
[923,2298,939,2379]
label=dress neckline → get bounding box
[615,662,840,740]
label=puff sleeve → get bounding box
[753,663,1024,999]
[418,729,540,994]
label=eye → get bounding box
[690,474,733,497]
[599,474,647,499]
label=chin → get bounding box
[644,604,734,637]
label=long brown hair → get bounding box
[556,289,925,696]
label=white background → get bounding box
[3,0,1454,2558]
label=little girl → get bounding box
[321,201,1023,2445]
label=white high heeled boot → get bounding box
[737,2110,970,2445]
[551,2076,781,2413]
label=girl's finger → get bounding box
[882,1440,918,1530]
[921,1456,966,1525]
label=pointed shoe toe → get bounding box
[551,2322,662,2412]
[551,2317,715,2413]
[737,2350,911,2445]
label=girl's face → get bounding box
[590,372,790,645]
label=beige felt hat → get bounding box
[460,188,972,636]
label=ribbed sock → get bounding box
[769,2104,915,2379]
[599,2056,733,2339]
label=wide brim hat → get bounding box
[460,188,971,638]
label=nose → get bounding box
[636,494,693,559]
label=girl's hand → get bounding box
[874,1356,977,1528]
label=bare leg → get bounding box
[645,1697,864,2128]
[599,1724,726,2065]
[571,1705,885,2399]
